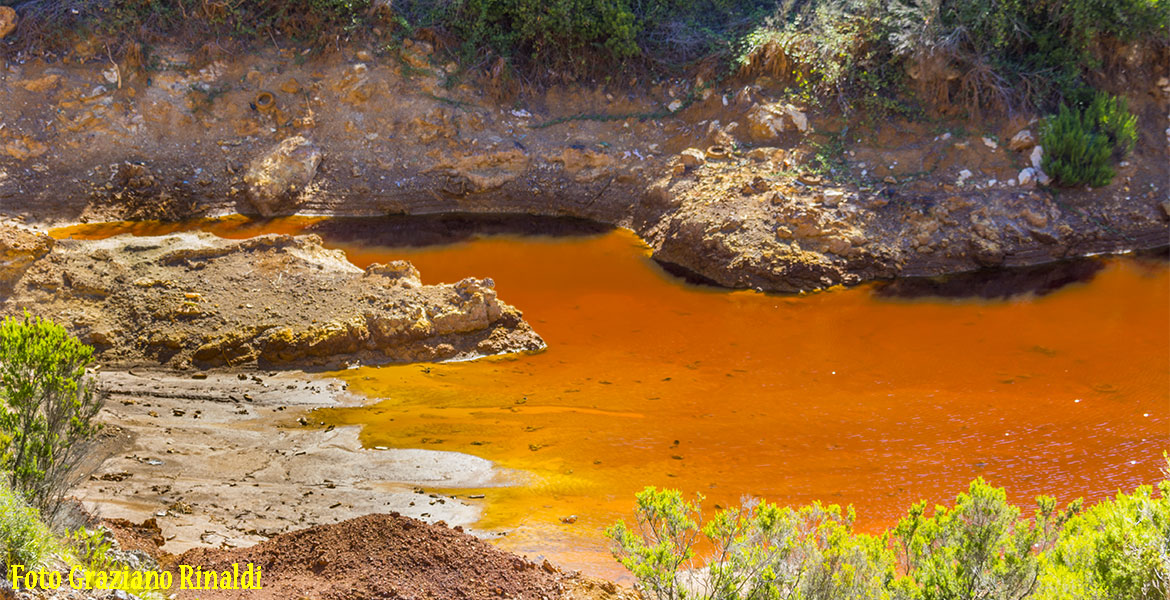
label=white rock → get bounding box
[244,136,323,216]
[1030,146,1044,170]
[821,189,846,207]
[678,148,706,168]
[1018,168,1037,187]
[982,137,998,150]
[957,169,973,185]
[1008,129,1035,151]
[784,105,809,132]
[668,99,684,113]
[509,109,532,118]
[1037,170,1051,186]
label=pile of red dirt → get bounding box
[169,513,576,600]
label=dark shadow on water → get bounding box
[652,259,726,288]
[304,214,612,248]
[875,247,1168,301]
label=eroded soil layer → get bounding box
[1,43,1166,292]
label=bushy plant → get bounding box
[1083,93,1139,159]
[0,479,56,572]
[612,474,1170,600]
[0,313,104,523]
[736,0,910,115]
[1036,481,1170,600]
[1040,93,1136,187]
[885,0,1168,110]
[608,487,895,600]
[892,479,1078,600]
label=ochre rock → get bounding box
[0,224,53,290]
[244,136,322,216]
[0,6,16,40]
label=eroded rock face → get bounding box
[244,137,322,216]
[0,224,53,291]
[0,232,543,368]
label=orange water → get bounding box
[53,219,1170,579]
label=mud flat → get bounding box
[79,370,525,555]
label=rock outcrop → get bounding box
[0,224,53,291]
[244,137,323,217]
[0,232,543,368]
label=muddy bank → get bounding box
[77,370,519,556]
[79,370,636,600]
[0,43,1166,292]
[0,226,543,368]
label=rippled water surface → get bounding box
[56,218,1170,579]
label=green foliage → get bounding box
[62,526,166,598]
[1036,481,1170,600]
[737,0,910,114]
[607,487,895,600]
[6,0,371,45]
[0,480,56,572]
[606,487,701,600]
[1083,93,1139,159]
[64,526,115,570]
[613,474,1169,600]
[887,0,1169,109]
[382,0,778,73]
[1040,93,1136,187]
[893,479,1077,600]
[0,313,104,522]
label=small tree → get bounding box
[0,312,104,523]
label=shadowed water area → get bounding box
[55,217,1170,579]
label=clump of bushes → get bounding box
[610,465,1169,600]
[391,0,776,74]
[1040,93,1137,187]
[1,0,372,50]
[0,313,104,523]
[735,0,1167,114]
[0,479,57,573]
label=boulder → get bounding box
[244,137,322,216]
[746,103,809,140]
[678,148,706,169]
[1018,168,1037,188]
[1030,146,1044,170]
[0,6,16,40]
[1008,129,1036,152]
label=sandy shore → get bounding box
[77,369,525,554]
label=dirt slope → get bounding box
[0,42,1165,292]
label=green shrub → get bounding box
[892,479,1077,600]
[1083,93,1139,159]
[1040,93,1136,187]
[0,480,56,572]
[612,475,1170,600]
[0,313,104,523]
[608,487,895,600]
[1036,482,1170,600]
